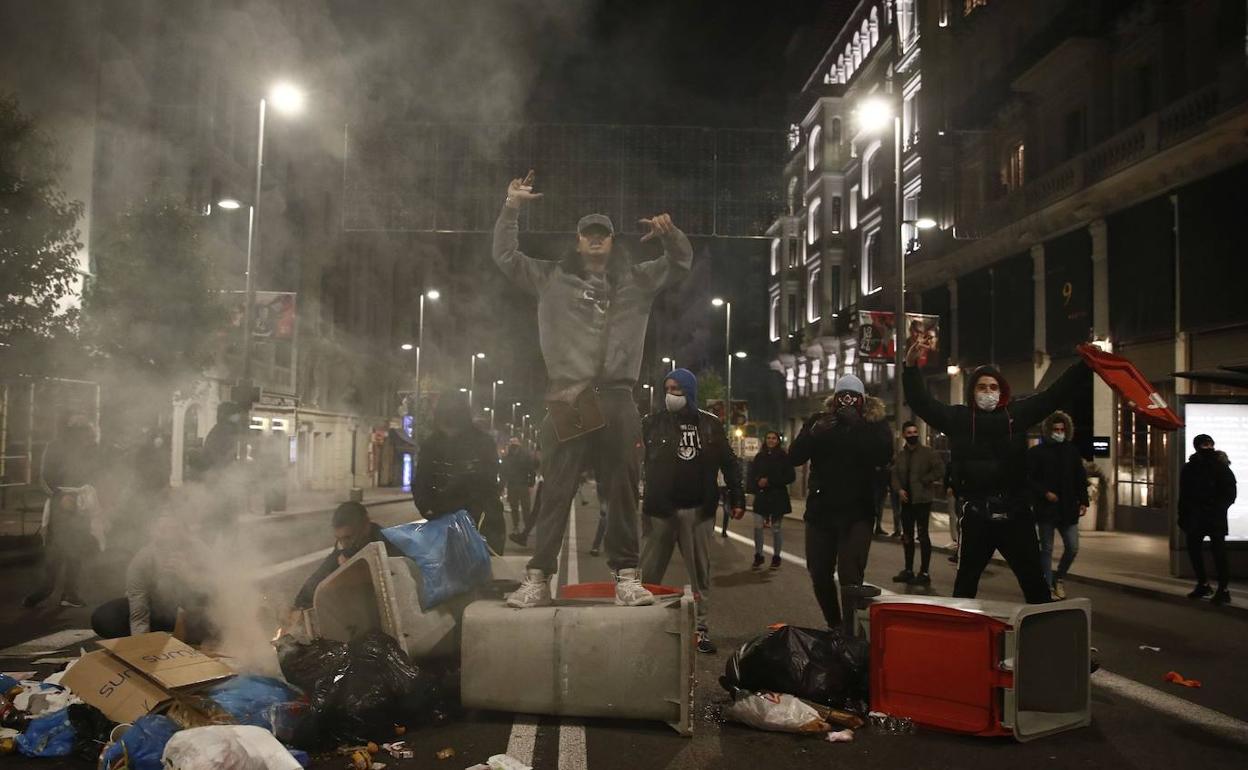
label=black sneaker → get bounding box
[892,569,915,583]
[696,629,717,655]
[909,572,931,586]
[59,594,86,609]
[751,553,765,570]
[770,556,782,571]
[509,532,528,547]
[1187,583,1213,600]
[1211,588,1232,605]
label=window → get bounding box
[902,188,921,254]
[787,123,802,152]
[868,8,879,47]
[769,295,781,341]
[902,85,921,149]
[1063,108,1086,159]
[1001,141,1025,192]
[807,267,822,322]
[787,293,800,333]
[770,238,780,276]
[898,0,918,49]
[849,185,859,229]
[807,125,823,172]
[1133,62,1156,122]
[808,198,822,245]
[862,227,883,294]
[830,196,843,234]
[830,117,842,144]
[830,266,843,311]
[787,237,799,268]
[1116,400,1171,509]
[863,141,883,198]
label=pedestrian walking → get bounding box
[891,421,946,587]
[23,412,100,609]
[902,339,1089,603]
[789,376,893,631]
[500,437,538,531]
[412,393,507,554]
[493,173,691,608]
[1178,434,1236,605]
[639,369,745,654]
[747,431,795,570]
[1027,411,1089,599]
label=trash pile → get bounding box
[0,510,520,769]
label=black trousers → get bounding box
[900,502,932,573]
[1187,531,1229,588]
[90,597,176,639]
[506,485,532,529]
[954,511,1052,604]
[805,516,874,630]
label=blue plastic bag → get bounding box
[383,511,492,609]
[16,709,76,758]
[205,675,304,730]
[99,714,180,770]
[0,673,17,693]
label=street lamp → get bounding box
[410,288,439,441]
[511,401,521,434]
[641,383,654,413]
[661,356,675,372]
[468,352,485,410]
[735,351,748,359]
[712,298,733,416]
[491,379,504,431]
[856,94,908,432]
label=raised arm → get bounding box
[902,365,955,436]
[634,214,693,291]
[1013,360,1091,427]
[492,177,555,295]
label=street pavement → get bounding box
[2,494,1246,769]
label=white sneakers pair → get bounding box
[506,568,655,608]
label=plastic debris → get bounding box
[99,714,180,770]
[1164,671,1202,688]
[486,756,533,770]
[15,708,76,758]
[1138,645,1161,652]
[825,728,855,743]
[163,725,304,770]
[725,690,831,733]
[436,747,457,760]
[868,711,916,735]
[721,625,869,714]
[382,742,414,759]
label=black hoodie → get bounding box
[903,361,1090,501]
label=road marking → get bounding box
[725,528,808,568]
[558,719,588,770]
[505,714,539,764]
[565,500,580,586]
[1092,669,1248,746]
[254,547,332,581]
[0,629,96,658]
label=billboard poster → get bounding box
[222,291,298,394]
[1182,400,1248,541]
[857,311,941,365]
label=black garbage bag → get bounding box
[276,631,442,747]
[66,703,115,762]
[720,625,869,714]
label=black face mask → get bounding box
[1198,446,1216,457]
[904,435,919,446]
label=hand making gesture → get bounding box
[638,213,675,242]
[505,170,543,209]
[905,337,933,368]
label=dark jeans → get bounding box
[805,516,874,630]
[900,502,932,573]
[719,488,731,534]
[1038,520,1080,586]
[91,597,176,639]
[872,487,887,532]
[954,508,1052,604]
[528,390,641,575]
[506,485,532,530]
[1187,531,1229,589]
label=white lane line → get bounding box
[254,547,332,580]
[724,528,808,569]
[558,719,588,770]
[1092,669,1248,746]
[505,714,539,764]
[565,499,580,586]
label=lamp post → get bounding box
[491,380,503,432]
[642,383,654,413]
[511,401,521,435]
[661,356,675,373]
[711,298,733,414]
[468,352,485,410]
[413,288,439,440]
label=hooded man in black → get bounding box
[903,340,1090,603]
[1027,411,1089,599]
[1178,433,1237,605]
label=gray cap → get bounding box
[833,374,865,395]
[576,213,614,235]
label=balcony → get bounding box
[955,79,1243,240]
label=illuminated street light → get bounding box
[400,343,413,351]
[217,198,242,210]
[734,351,748,359]
[270,82,305,115]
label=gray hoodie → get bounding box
[493,206,692,402]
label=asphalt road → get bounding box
[2,495,1246,769]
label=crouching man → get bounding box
[639,369,744,653]
[91,516,211,641]
[286,502,400,625]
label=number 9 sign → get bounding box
[1062,281,1073,306]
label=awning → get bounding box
[1173,369,1248,389]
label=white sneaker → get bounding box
[614,568,655,606]
[1053,578,1066,600]
[506,569,553,608]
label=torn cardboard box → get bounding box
[61,633,234,724]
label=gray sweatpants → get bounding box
[528,389,642,575]
[640,508,712,629]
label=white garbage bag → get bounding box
[725,691,831,734]
[161,726,302,770]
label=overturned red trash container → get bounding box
[868,597,1091,741]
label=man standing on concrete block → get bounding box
[640,369,745,653]
[493,173,692,608]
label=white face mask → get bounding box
[665,393,687,413]
[1050,432,1066,443]
[974,391,1000,412]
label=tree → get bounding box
[696,369,725,407]
[82,197,229,427]
[0,93,84,345]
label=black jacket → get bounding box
[294,522,400,609]
[1027,438,1089,528]
[1178,451,1237,537]
[747,447,795,519]
[500,448,538,489]
[789,406,893,526]
[642,408,745,519]
[903,361,1090,503]
[413,426,501,519]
